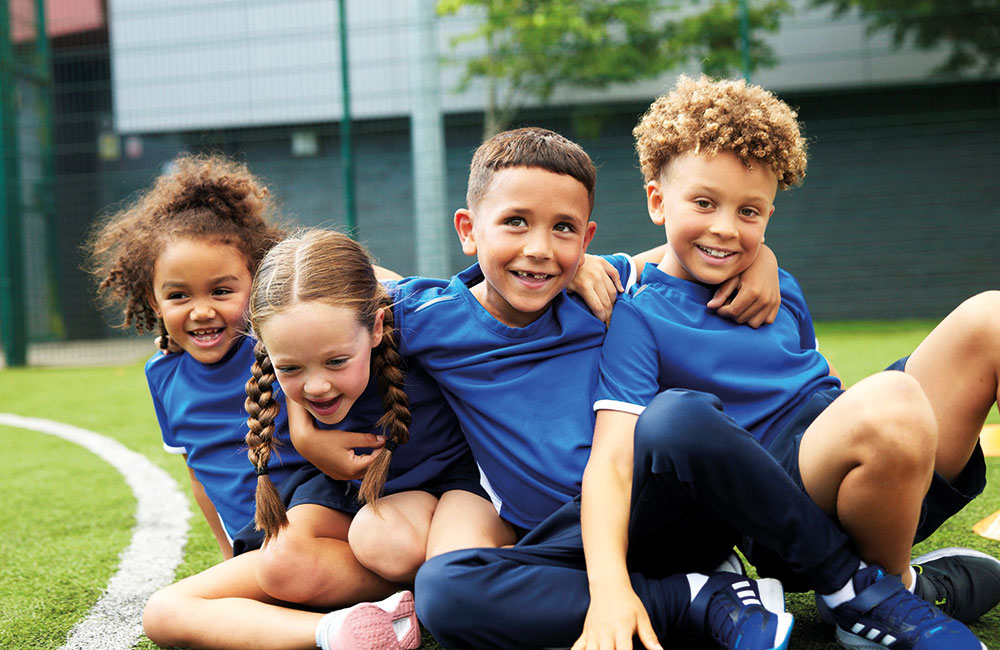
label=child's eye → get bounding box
[504,216,527,227]
[554,222,577,233]
[694,199,713,209]
[739,208,760,218]
[212,288,234,296]
[275,366,299,375]
[326,357,347,368]
[166,292,187,300]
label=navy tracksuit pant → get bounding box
[415,389,861,649]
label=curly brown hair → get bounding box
[85,153,287,334]
[634,75,807,189]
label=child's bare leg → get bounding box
[256,503,398,607]
[349,491,439,582]
[798,371,937,584]
[426,490,517,557]
[902,291,1000,480]
[142,550,323,650]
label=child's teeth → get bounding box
[700,246,731,258]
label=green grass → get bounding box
[1,322,998,649]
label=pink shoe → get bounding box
[316,591,421,650]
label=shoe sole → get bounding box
[912,547,1000,568]
[755,578,794,650]
[756,577,787,614]
[771,611,795,650]
[835,626,988,650]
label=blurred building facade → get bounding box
[5,0,999,347]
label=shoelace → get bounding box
[706,590,760,646]
[865,571,944,629]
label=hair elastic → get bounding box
[255,465,270,476]
[384,439,399,453]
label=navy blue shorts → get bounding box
[232,462,490,556]
[750,356,988,586]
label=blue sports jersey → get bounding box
[146,336,309,539]
[315,360,477,494]
[392,256,636,529]
[594,266,840,449]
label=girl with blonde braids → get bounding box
[86,153,310,559]
[142,229,513,650]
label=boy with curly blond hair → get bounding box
[582,75,1000,650]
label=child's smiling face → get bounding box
[150,238,253,364]
[259,301,383,426]
[454,166,596,328]
[648,150,777,286]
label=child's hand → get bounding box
[707,244,780,328]
[569,254,625,325]
[287,401,386,480]
[572,585,662,650]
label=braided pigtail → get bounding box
[244,339,288,543]
[358,299,411,506]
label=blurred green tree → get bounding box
[437,0,791,137]
[811,0,1000,75]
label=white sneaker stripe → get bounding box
[743,598,762,606]
[733,581,751,590]
[851,623,866,634]
[883,635,897,645]
[737,589,756,599]
[866,628,880,640]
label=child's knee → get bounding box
[414,552,479,645]
[851,371,937,469]
[636,389,738,457]
[349,510,425,582]
[255,534,324,603]
[953,291,1000,340]
[142,586,185,647]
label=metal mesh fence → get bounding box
[2,0,998,367]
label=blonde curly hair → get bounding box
[634,75,807,189]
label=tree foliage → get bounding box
[812,0,1000,75]
[437,0,791,136]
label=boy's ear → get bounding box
[646,181,665,226]
[575,221,598,270]
[371,307,385,349]
[454,208,477,257]
[582,220,597,252]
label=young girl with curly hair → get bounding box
[141,228,514,650]
[86,153,310,559]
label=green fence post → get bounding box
[34,0,62,340]
[0,0,28,367]
[338,0,357,236]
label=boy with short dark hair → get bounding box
[584,75,999,650]
[402,127,804,650]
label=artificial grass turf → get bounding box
[2,320,998,649]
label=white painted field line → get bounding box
[0,414,190,650]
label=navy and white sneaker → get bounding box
[688,573,793,650]
[912,547,1000,623]
[824,565,985,650]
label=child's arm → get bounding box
[183,460,233,559]
[286,400,387,480]
[707,244,781,328]
[573,410,662,650]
